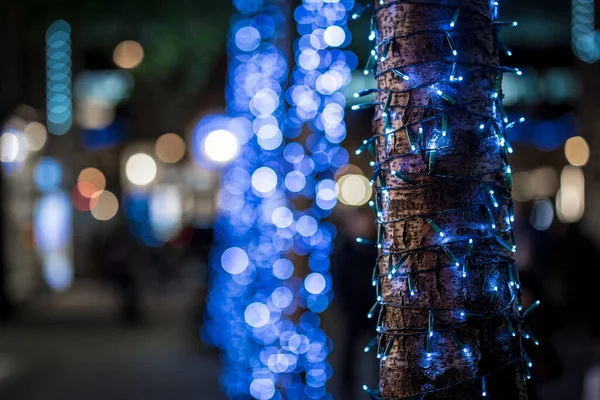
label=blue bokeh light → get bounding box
[34,157,63,193]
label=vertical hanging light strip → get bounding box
[286,1,355,398]
[46,20,73,135]
[203,1,306,399]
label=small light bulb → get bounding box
[452,50,458,56]
[450,22,455,28]
[493,286,498,291]
[364,346,370,352]
[356,238,363,243]
[436,89,443,96]
[439,232,445,237]
[519,117,525,123]
[363,385,368,391]
[353,93,359,98]
[507,50,513,56]
[442,131,447,136]
[369,31,375,41]
[512,21,518,26]
[479,124,485,130]
[352,105,359,110]
[458,76,463,81]
[402,75,410,81]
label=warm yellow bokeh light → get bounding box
[556,165,585,223]
[78,168,106,197]
[564,136,590,167]
[338,174,372,206]
[155,133,186,163]
[24,121,48,151]
[91,190,119,221]
[113,40,144,69]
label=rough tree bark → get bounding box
[367,0,529,398]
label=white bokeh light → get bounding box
[245,302,270,328]
[203,129,239,163]
[305,273,326,295]
[0,132,20,163]
[221,247,249,275]
[252,167,278,195]
[323,25,346,47]
[125,153,157,186]
[271,207,294,228]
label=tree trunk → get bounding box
[364,0,529,398]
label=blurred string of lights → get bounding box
[572,0,600,62]
[46,20,73,135]
[284,0,356,396]
[202,1,334,399]
[350,1,540,398]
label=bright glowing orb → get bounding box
[203,129,239,163]
[305,273,326,295]
[323,25,346,47]
[125,153,157,186]
[0,132,19,163]
[252,167,277,194]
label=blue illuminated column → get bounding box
[46,20,73,135]
[203,1,326,399]
[284,0,355,396]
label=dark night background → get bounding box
[0,0,599,399]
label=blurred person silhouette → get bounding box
[331,205,378,399]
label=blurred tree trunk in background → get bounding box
[370,0,527,398]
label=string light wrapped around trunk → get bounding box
[352,0,538,398]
